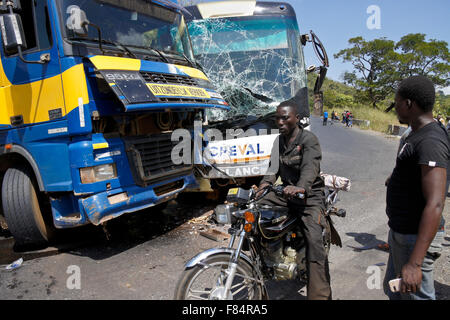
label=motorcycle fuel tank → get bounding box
[258,205,297,239]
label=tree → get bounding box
[335,34,450,109]
[334,37,397,108]
[395,33,450,88]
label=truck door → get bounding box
[0,0,64,128]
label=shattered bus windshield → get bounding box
[59,0,194,60]
[188,16,307,121]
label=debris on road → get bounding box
[5,258,23,271]
[377,243,390,252]
[187,210,214,225]
[200,229,230,242]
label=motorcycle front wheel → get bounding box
[174,253,264,300]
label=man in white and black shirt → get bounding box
[383,76,449,300]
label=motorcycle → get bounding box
[174,175,350,300]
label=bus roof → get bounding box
[184,1,296,21]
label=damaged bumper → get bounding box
[82,175,197,225]
[52,174,197,228]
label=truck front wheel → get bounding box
[2,165,55,247]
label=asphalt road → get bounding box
[0,117,449,300]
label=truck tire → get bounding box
[2,165,55,246]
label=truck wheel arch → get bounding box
[0,145,45,192]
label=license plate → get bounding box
[147,84,210,98]
[228,188,239,195]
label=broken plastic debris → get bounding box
[6,258,23,271]
[200,228,230,242]
[377,243,390,252]
[188,210,214,224]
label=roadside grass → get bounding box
[324,105,404,134]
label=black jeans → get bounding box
[258,191,332,300]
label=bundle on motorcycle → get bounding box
[174,180,349,300]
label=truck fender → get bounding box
[7,145,45,191]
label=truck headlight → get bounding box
[80,164,117,184]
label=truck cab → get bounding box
[0,0,228,245]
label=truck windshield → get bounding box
[58,0,194,60]
[188,16,307,121]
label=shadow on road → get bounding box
[0,195,220,264]
[63,198,218,261]
[443,236,450,247]
[346,232,389,252]
[436,281,450,300]
[265,279,307,300]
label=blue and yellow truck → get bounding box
[0,0,228,245]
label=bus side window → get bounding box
[3,0,52,56]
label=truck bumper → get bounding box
[52,174,198,228]
[82,174,197,226]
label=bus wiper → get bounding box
[68,37,137,59]
[242,87,274,103]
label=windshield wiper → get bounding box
[68,37,137,59]
[161,49,196,68]
[121,44,170,63]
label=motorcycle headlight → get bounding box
[214,204,236,225]
[80,163,117,184]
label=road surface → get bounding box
[0,117,448,300]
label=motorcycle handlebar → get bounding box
[257,185,305,200]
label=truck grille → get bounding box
[124,133,192,186]
[140,72,198,86]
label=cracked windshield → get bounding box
[188,16,307,122]
[60,0,193,61]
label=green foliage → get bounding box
[395,34,450,87]
[334,36,397,108]
[435,91,450,118]
[334,33,450,109]
[307,74,449,134]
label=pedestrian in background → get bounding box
[383,75,449,300]
[323,110,328,126]
[348,113,353,127]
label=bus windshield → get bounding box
[59,0,194,60]
[188,16,307,121]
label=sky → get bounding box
[282,0,450,94]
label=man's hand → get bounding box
[283,185,305,199]
[400,262,422,294]
[256,182,271,199]
[385,174,391,187]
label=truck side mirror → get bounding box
[0,12,49,64]
[0,13,27,54]
[66,5,89,36]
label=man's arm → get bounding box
[295,132,322,196]
[401,165,446,293]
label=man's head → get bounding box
[276,103,299,136]
[395,76,435,124]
